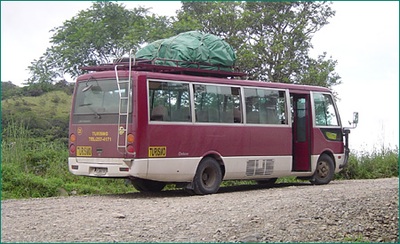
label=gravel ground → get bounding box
[1,177,398,243]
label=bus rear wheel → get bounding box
[192,157,222,195]
[131,178,166,192]
[310,154,334,185]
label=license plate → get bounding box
[148,146,167,158]
[94,167,107,176]
[77,146,92,156]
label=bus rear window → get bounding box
[74,79,131,115]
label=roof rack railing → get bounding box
[81,57,246,78]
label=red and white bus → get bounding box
[68,58,357,195]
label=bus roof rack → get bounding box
[81,58,247,78]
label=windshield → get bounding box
[74,79,131,115]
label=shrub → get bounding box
[336,146,399,180]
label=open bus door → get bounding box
[292,94,311,171]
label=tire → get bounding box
[192,157,222,195]
[310,154,334,185]
[256,178,277,187]
[131,178,166,192]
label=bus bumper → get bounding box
[68,157,145,178]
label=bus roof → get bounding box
[79,60,331,93]
[77,68,332,93]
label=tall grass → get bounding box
[1,121,133,199]
[335,146,399,180]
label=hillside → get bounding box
[2,90,72,142]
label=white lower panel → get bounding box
[334,153,345,172]
[222,156,293,180]
[311,153,345,173]
[69,153,344,182]
[142,157,201,182]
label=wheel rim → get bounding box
[202,167,217,188]
[316,161,329,179]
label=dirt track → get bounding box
[1,178,398,242]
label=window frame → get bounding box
[147,79,193,124]
[192,82,242,124]
[147,78,292,127]
[242,86,290,127]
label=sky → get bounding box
[1,1,399,152]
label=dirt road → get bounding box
[1,178,398,242]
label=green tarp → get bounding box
[135,31,236,71]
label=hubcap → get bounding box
[317,161,329,178]
[202,168,216,187]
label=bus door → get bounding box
[292,94,311,171]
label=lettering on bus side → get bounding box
[148,146,167,158]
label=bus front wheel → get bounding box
[192,157,222,195]
[131,178,166,192]
[256,178,277,187]
[310,154,334,185]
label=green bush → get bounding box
[336,146,399,180]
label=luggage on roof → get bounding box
[135,31,236,72]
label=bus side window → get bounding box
[148,80,191,122]
[244,88,286,125]
[194,85,242,124]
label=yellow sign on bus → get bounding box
[148,146,167,158]
[77,146,92,157]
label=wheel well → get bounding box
[320,151,336,169]
[203,153,226,178]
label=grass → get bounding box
[1,121,133,199]
[335,146,399,180]
[2,90,71,115]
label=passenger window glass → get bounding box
[148,81,191,122]
[194,84,242,123]
[244,88,287,124]
[313,93,339,126]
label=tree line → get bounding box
[26,1,340,89]
[2,1,340,144]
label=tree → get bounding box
[175,1,340,88]
[28,1,174,84]
[1,81,21,100]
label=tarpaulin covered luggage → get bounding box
[135,31,236,71]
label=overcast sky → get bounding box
[1,1,399,152]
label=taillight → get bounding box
[127,145,135,153]
[70,133,76,142]
[70,144,76,154]
[69,133,76,155]
[127,133,135,153]
[127,133,134,143]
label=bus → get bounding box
[68,56,358,195]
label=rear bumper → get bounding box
[68,157,147,178]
